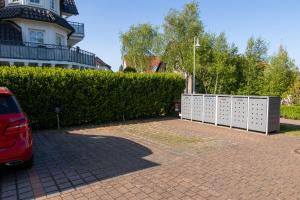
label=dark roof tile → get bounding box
[60,0,79,15]
[0,6,74,33]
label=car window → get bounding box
[0,96,22,115]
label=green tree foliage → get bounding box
[245,37,268,61]
[212,34,238,94]
[262,46,298,97]
[120,1,300,99]
[287,73,300,104]
[194,33,215,93]
[194,33,240,94]
[120,24,162,71]
[0,67,185,129]
[238,37,268,95]
[162,1,204,73]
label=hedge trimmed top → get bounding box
[0,67,185,129]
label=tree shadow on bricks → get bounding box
[0,132,159,199]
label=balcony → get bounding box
[68,21,84,46]
[68,21,85,37]
[0,41,96,67]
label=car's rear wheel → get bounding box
[21,155,34,169]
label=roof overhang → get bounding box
[0,6,75,35]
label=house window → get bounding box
[56,33,64,46]
[29,30,44,45]
[29,0,40,4]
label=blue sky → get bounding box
[72,0,300,71]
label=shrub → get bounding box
[0,67,185,129]
[281,105,300,120]
[123,67,137,73]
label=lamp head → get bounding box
[195,38,200,48]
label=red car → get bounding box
[0,87,33,167]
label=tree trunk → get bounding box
[214,73,219,94]
[134,57,137,69]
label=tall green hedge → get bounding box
[281,105,300,120]
[0,67,185,129]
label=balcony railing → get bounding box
[0,41,96,67]
[68,21,84,36]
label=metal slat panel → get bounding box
[217,96,231,126]
[204,96,216,124]
[248,98,268,132]
[181,95,192,120]
[192,95,203,121]
[232,97,248,129]
[268,97,281,133]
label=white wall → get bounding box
[13,19,69,45]
[96,65,111,71]
[5,0,60,14]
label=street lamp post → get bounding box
[193,37,200,94]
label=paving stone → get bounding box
[1,190,17,198]
[44,185,59,193]
[58,182,72,190]
[18,186,33,194]
[1,119,300,199]
[18,191,34,200]
[2,195,19,200]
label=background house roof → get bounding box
[95,57,112,70]
[123,56,165,72]
[148,57,166,72]
[60,0,79,15]
[0,6,74,34]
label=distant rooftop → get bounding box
[95,57,112,70]
[0,0,79,15]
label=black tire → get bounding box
[21,156,34,169]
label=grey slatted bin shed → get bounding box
[181,94,280,135]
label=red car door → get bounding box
[0,95,25,149]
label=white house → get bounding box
[0,0,96,69]
[95,57,112,71]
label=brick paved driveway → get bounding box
[1,118,300,200]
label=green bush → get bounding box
[0,67,185,129]
[123,67,137,73]
[281,105,300,120]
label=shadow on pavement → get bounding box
[0,132,158,199]
[280,123,300,134]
